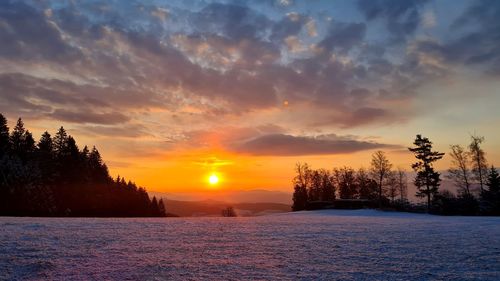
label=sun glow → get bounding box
[208,173,219,185]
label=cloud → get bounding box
[49,109,130,125]
[357,0,430,42]
[0,0,496,149]
[0,1,82,62]
[77,124,152,138]
[232,133,398,156]
[421,9,436,29]
[414,0,500,76]
[318,21,366,53]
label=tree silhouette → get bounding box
[396,168,408,202]
[481,166,500,215]
[0,114,9,156]
[319,168,335,201]
[469,135,488,193]
[222,206,237,217]
[447,144,472,196]
[357,168,378,200]
[385,171,399,203]
[370,151,392,207]
[0,114,164,217]
[292,163,310,211]
[408,135,444,211]
[334,167,357,199]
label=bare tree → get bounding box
[370,151,392,206]
[396,168,408,201]
[469,135,488,193]
[357,168,378,200]
[333,167,357,199]
[222,206,237,217]
[385,171,399,203]
[309,169,322,201]
[447,144,472,196]
[319,169,335,201]
[292,163,311,211]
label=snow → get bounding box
[1,211,500,280]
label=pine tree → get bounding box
[481,166,500,215]
[0,113,9,156]
[151,196,159,215]
[53,126,68,155]
[158,199,166,216]
[38,132,53,153]
[408,135,444,211]
[10,118,26,156]
[24,130,36,154]
[486,166,500,193]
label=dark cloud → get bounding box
[414,0,500,75]
[0,0,494,140]
[77,124,152,138]
[357,0,430,42]
[49,109,130,125]
[190,3,270,40]
[0,1,82,61]
[318,21,366,53]
[232,134,397,156]
[270,13,308,42]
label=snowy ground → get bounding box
[1,210,500,280]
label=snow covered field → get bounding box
[1,210,500,280]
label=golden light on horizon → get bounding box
[208,173,220,186]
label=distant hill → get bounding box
[150,189,292,205]
[162,199,291,217]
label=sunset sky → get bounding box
[1,0,499,195]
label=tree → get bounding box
[370,151,392,207]
[222,206,237,217]
[9,118,35,162]
[0,113,9,156]
[0,114,164,217]
[151,196,160,215]
[38,132,53,154]
[481,166,500,215]
[334,167,357,199]
[469,135,488,193]
[89,146,109,184]
[357,168,378,200]
[292,163,310,211]
[408,135,444,211]
[446,144,472,196]
[308,169,322,201]
[53,126,68,155]
[158,199,166,216]
[385,171,399,203]
[396,168,408,201]
[319,169,335,201]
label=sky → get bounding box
[1,0,499,194]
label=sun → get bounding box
[208,173,219,185]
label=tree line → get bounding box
[292,152,408,211]
[292,134,500,216]
[0,114,166,217]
